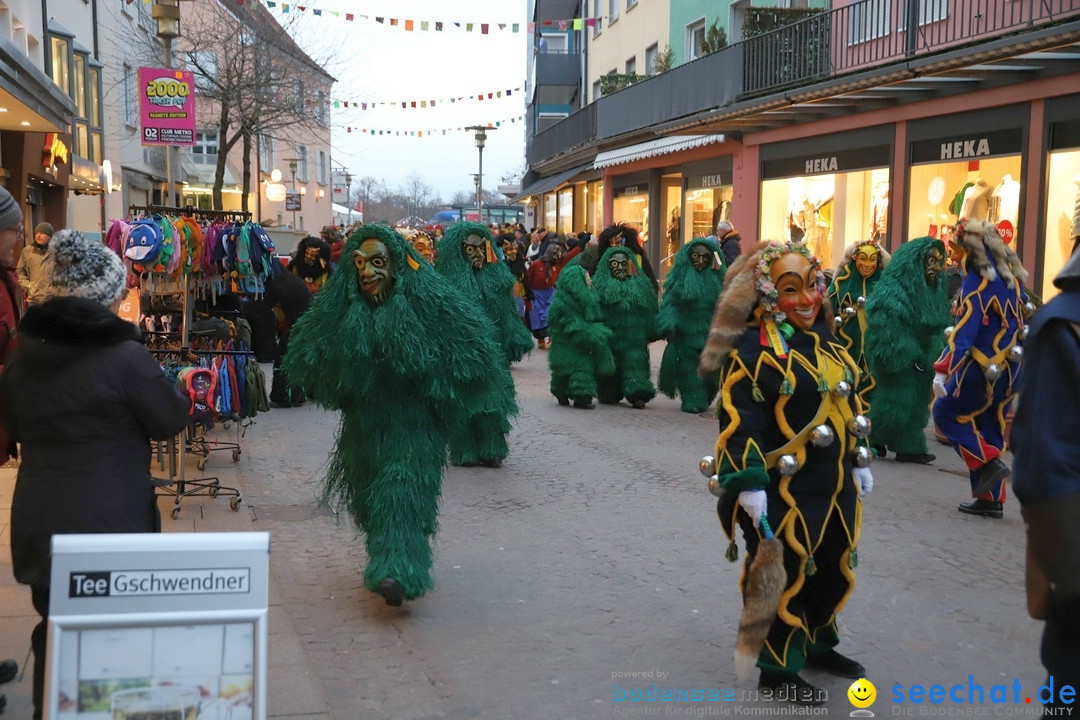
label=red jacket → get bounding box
[0,267,22,460]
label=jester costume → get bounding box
[657,237,727,413]
[547,265,615,409]
[592,246,659,409]
[435,222,524,466]
[436,221,534,363]
[699,241,871,698]
[826,240,889,413]
[863,237,952,463]
[282,225,507,605]
[932,219,1028,518]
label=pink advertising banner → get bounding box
[139,67,196,146]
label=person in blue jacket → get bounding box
[1012,246,1080,712]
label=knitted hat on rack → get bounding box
[49,229,127,306]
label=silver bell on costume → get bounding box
[1008,345,1023,364]
[832,381,852,399]
[810,424,835,447]
[1019,325,1029,341]
[699,455,716,478]
[856,296,866,308]
[833,315,844,330]
[1023,301,1037,319]
[853,446,874,468]
[984,363,1002,382]
[848,415,872,438]
[708,477,724,497]
[776,454,800,476]
[843,306,857,319]
[943,325,955,340]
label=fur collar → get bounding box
[20,296,140,346]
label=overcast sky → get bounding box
[276,0,529,203]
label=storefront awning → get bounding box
[593,134,727,169]
[69,155,105,194]
[511,162,594,204]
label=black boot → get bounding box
[556,396,570,406]
[958,499,1003,519]
[758,670,826,706]
[377,577,404,606]
[805,649,865,678]
[972,458,1010,497]
[572,397,595,409]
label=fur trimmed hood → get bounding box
[954,219,1027,288]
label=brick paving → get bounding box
[0,346,1046,719]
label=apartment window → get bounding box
[608,0,619,24]
[123,63,137,126]
[687,19,706,61]
[316,90,328,125]
[50,36,70,94]
[592,79,602,101]
[260,135,275,173]
[645,43,658,74]
[88,63,102,163]
[192,131,219,164]
[898,0,947,29]
[297,146,309,182]
[317,150,328,185]
[186,51,217,92]
[293,78,305,112]
[73,53,86,119]
[848,0,890,44]
[593,0,603,34]
[625,57,636,76]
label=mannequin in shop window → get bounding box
[990,174,1020,227]
[665,206,681,269]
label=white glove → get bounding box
[738,490,767,527]
[853,467,873,496]
[932,372,948,399]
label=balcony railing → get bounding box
[528,0,1080,168]
[744,0,1080,95]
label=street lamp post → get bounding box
[152,0,186,208]
[285,157,298,228]
[345,172,352,227]
[466,126,494,223]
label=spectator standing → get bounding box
[321,224,345,266]
[16,221,54,305]
[715,219,743,268]
[1,229,188,720]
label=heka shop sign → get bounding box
[139,67,196,146]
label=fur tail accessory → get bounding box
[734,515,786,681]
[953,219,1028,288]
[699,246,764,375]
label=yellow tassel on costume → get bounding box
[406,255,420,271]
[485,240,498,263]
[763,318,789,359]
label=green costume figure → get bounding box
[547,265,615,409]
[827,240,890,413]
[434,221,523,467]
[657,237,727,413]
[435,221,534,363]
[863,237,953,464]
[593,246,659,409]
[282,225,506,605]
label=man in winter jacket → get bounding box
[716,219,743,268]
[16,221,54,305]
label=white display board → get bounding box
[46,533,270,720]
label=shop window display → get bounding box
[660,182,682,283]
[612,190,649,253]
[907,157,1021,248]
[759,169,888,273]
[1042,149,1080,300]
[685,186,733,239]
[544,193,557,233]
[585,180,603,235]
[558,187,573,235]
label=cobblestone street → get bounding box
[1,347,1047,719]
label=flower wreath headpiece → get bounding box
[754,240,826,323]
[849,238,885,262]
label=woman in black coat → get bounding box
[0,229,188,720]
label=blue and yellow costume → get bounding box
[932,219,1028,509]
[826,240,888,412]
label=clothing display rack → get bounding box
[127,206,259,519]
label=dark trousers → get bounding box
[30,584,48,720]
[1041,596,1080,711]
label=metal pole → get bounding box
[163,37,173,208]
[478,144,484,222]
[291,169,297,228]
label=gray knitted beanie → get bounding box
[49,229,127,306]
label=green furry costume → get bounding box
[657,238,726,412]
[593,246,660,408]
[547,265,615,408]
[282,225,506,602]
[434,221,523,466]
[864,237,952,456]
[827,241,889,412]
[435,221,535,363]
